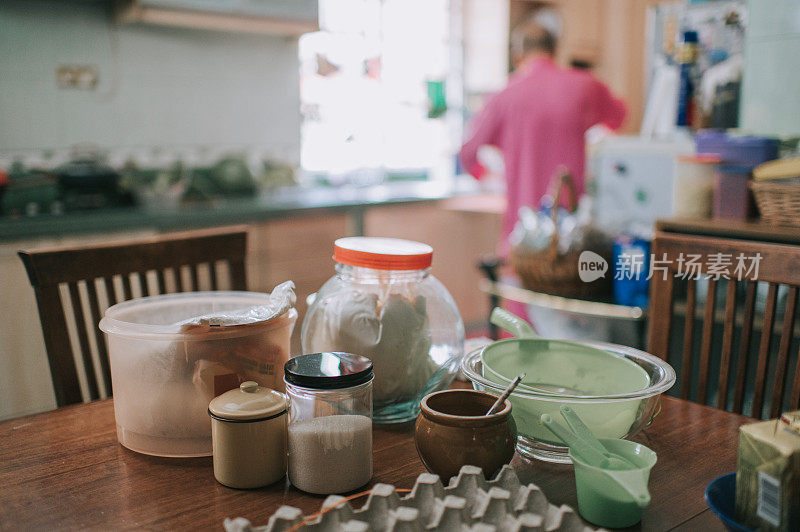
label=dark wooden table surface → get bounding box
[0,392,750,531]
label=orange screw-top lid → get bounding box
[333,237,433,270]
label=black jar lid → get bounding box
[284,352,374,390]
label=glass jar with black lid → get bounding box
[284,352,373,494]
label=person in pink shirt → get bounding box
[460,21,627,256]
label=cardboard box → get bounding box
[736,411,800,531]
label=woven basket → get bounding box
[511,172,611,299]
[751,180,800,227]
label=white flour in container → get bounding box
[306,291,434,403]
[111,283,296,442]
[288,414,372,494]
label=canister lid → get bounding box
[284,352,374,390]
[334,237,433,270]
[676,154,721,164]
[208,381,287,421]
[717,163,752,175]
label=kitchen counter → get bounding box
[0,180,483,242]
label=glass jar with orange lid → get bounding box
[300,237,465,423]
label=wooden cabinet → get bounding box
[559,0,603,65]
[247,213,352,352]
[594,0,658,134]
[250,203,503,349]
[508,0,603,67]
[500,0,665,133]
[364,197,503,330]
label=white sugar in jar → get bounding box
[284,352,373,494]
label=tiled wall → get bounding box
[0,0,301,156]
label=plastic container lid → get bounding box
[284,352,374,390]
[696,132,779,149]
[99,291,297,341]
[208,381,287,421]
[694,131,780,169]
[333,237,433,270]
[676,154,721,164]
[717,163,752,175]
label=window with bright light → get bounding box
[299,0,461,184]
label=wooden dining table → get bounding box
[0,387,749,531]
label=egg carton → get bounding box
[224,465,599,532]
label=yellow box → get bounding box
[736,411,800,531]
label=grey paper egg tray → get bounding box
[224,465,599,532]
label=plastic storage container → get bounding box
[301,237,465,423]
[673,154,720,218]
[284,352,374,494]
[99,291,297,457]
[695,131,779,168]
[714,163,755,220]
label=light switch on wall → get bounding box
[56,65,98,90]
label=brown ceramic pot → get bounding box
[414,389,517,482]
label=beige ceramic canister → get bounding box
[208,381,288,489]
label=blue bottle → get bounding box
[613,236,651,308]
[676,30,699,127]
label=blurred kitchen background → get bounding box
[2,0,799,419]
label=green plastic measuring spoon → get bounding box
[559,406,637,469]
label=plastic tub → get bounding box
[674,154,720,218]
[714,163,755,220]
[695,131,779,169]
[99,291,297,457]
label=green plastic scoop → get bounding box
[570,438,656,528]
[540,412,656,528]
[559,406,637,469]
[540,414,608,466]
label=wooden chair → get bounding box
[18,226,248,407]
[648,231,800,419]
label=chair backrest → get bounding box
[648,231,800,419]
[18,226,248,407]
